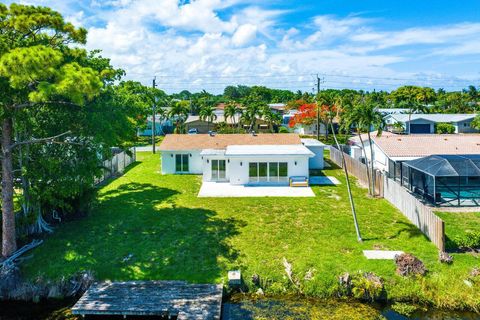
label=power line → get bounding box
[126,71,479,83]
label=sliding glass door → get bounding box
[175,154,189,173]
[211,160,226,181]
[249,162,288,183]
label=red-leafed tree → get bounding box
[288,103,338,139]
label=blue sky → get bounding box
[9,0,480,93]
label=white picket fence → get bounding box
[95,148,136,185]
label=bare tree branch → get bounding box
[9,131,72,150]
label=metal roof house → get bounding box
[385,113,478,134]
[159,133,325,186]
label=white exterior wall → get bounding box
[161,150,203,174]
[306,146,324,169]
[227,156,310,185]
[359,140,388,172]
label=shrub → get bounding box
[395,253,426,277]
[337,272,384,301]
[351,272,384,301]
[453,231,480,250]
[435,122,455,134]
[278,126,290,133]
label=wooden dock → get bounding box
[71,280,223,319]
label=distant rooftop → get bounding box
[351,133,480,158]
[388,113,476,123]
[377,108,411,114]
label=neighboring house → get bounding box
[159,133,325,185]
[268,103,287,115]
[185,115,273,133]
[377,108,411,115]
[281,109,328,135]
[384,113,478,134]
[137,115,173,136]
[348,132,480,181]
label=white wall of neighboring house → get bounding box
[352,139,389,172]
[161,150,203,174]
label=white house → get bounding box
[348,132,480,181]
[384,113,478,134]
[159,133,325,185]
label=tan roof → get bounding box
[159,134,302,151]
[353,133,480,158]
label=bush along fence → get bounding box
[95,148,136,185]
[329,146,445,251]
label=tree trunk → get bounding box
[358,131,372,195]
[331,122,362,242]
[367,131,376,196]
[2,117,17,258]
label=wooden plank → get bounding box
[72,281,223,320]
[383,175,445,251]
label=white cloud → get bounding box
[232,24,257,46]
[350,23,480,50]
[12,0,478,92]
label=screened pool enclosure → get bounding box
[402,155,480,206]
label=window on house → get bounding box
[175,154,189,172]
[249,162,288,183]
[211,160,226,180]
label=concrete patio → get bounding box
[198,182,315,197]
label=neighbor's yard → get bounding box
[22,152,480,309]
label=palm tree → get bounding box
[224,101,240,132]
[199,104,217,132]
[261,105,282,132]
[340,99,373,196]
[241,103,262,132]
[168,101,189,133]
[355,101,386,196]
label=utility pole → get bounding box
[315,74,325,141]
[152,77,157,154]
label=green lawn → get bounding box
[436,211,480,249]
[21,152,480,309]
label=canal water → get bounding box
[0,298,479,319]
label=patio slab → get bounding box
[309,176,341,185]
[198,182,315,197]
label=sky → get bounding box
[7,0,480,93]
